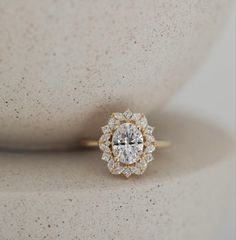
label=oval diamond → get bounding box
[112,123,144,165]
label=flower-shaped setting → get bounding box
[99,109,156,178]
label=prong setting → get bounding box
[99,110,157,178]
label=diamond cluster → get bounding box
[99,109,156,178]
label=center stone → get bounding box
[112,123,144,165]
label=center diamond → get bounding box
[112,123,144,165]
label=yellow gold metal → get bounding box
[154,140,171,148]
[79,139,170,149]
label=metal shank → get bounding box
[79,139,171,148]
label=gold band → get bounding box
[79,139,171,149]
[154,140,171,148]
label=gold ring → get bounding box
[79,109,170,178]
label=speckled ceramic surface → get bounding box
[0,8,235,240]
[0,0,231,149]
[0,111,234,240]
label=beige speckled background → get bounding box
[0,1,235,240]
[0,0,231,149]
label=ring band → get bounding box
[79,139,171,149]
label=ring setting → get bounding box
[99,109,159,178]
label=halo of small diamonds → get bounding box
[99,109,156,178]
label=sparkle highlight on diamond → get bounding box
[112,123,144,165]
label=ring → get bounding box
[79,109,170,178]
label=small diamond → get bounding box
[136,160,147,172]
[107,159,115,171]
[102,152,111,162]
[129,166,141,175]
[112,164,124,174]
[101,125,110,134]
[145,135,155,143]
[99,132,111,155]
[99,143,110,152]
[122,168,132,178]
[143,154,153,163]
[123,109,133,119]
[131,113,142,122]
[137,115,148,129]
[145,125,154,135]
[145,144,155,153]
[114,112,125,121]
[99,134,110,143]
[108,117,119,128]
[134,167,142,175]
[99,135,110,152]
[130,166,137,173]
[140,160,147,168]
